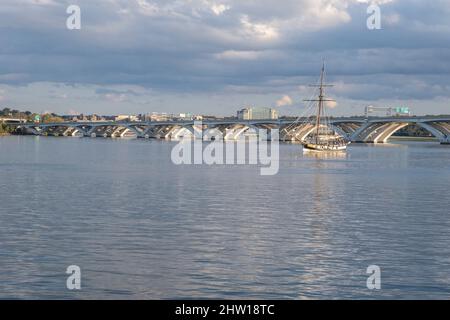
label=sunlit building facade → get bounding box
[237,107,278,120]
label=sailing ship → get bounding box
[302,63,350,152]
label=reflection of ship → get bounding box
[303,148,348,160]
[302,63,350,152]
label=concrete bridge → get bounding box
[0,117,27,124]
[11,116,450,144]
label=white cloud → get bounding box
[210,3,230,16]
[28,0,57,5]
[276,95,293,107]
[240,15,279,40]
[355,0,394,4]
[215,50,262,60]
[325,100,338,108]
[136,0,160,16]
[104,93,127,103]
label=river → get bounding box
[1,136,450,299]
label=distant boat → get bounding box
[301,62,350,152]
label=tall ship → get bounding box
[302,63,350,152]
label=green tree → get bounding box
[0,123,12,135]
[41,113,64,123]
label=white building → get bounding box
[237,107,278,120]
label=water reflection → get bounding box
[302,149,348,160]
[1,136,450,299]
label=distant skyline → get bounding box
[1,0,450,116]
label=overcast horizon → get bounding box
[1,0,450,117]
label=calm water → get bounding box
[1,136,450,299]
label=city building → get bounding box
[237,107,278,120]
[63,114,106,122]
[146,112,170,122]
[177,113,193,120]
[115,114,139,122]
[144,112,199,121]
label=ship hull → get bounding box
[303,143,348,152]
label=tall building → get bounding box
[237,107,278,120]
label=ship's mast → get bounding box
[304,61,334,145]
[315,63,325,144]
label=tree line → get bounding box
[0,107,64,123]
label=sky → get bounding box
[0,0,450,117]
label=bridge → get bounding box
[10,116,450,144]
[0,117,27,124]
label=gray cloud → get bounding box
[0,0,450,115]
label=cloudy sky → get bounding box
[0,0,449,116]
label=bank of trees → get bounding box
[0,107,31,119]
[41,113,64,123]
[1,107,64,123]
[0,123,12,135]
[393,124,434,137]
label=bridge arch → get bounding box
[372,123,409,143]
[231,124,273,140]
[417,122,449,142]
[169,124,204,140]
[351,121,450,143]
[203,127,225,141]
